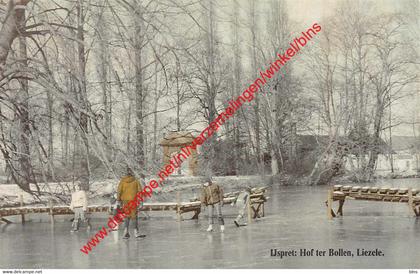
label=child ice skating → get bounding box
[232,186,252,227]
[200,176,225,232]
[70,182,89,232]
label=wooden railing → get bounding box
[326,185,420,219]
[0,187,268,224]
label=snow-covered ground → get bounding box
[0,180,116,208]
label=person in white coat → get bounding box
[70,182,89,232]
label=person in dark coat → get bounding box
[200,176,225,232]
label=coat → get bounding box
[117,175,142,202]
[117,175,142,219]
[70,190,88,211]
[235,191,250,208]
[200,183,224,206]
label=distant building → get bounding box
[159,131,198,176]
[375,136,420,176]
[287,134,392,175]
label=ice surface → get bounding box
[1,178,420,268]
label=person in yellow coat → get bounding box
[117,167,145,239]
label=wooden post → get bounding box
[261,202,265,217]
[49,199,55,224]
[191,207,200,219]
[20,194,25,224]
[247,197,252,224]
[408,188,414,216]
[327,189,333,220]
[337,199,345,216]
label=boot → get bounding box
[71,220,79,232]
[220,225,225,232]
[234,219,240,227]
[123,228,130,239]
[206,225,213,232]
[86,218,91,231]
[134,228,146,238]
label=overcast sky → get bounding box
[283,0,419,136]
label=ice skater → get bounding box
[117,167,145,239]
[200,176,225,232]
[70,181,90,232]
[232,186,252,227]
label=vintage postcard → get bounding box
[0,0,419,271]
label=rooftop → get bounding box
[159,131,195,147]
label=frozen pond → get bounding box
[1,178,420,268]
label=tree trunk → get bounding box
[231,0,242,175]
[134,2,145,176]
[366,93,384,180]
[249,0,261,167]
[16,1,36,192]
[47,89,54,178]
[97,9,112,164]
[205,0,217,173]
[76,0,90,189]
[0,0,31,78]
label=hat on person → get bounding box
[74,181,82,190]
[126,167,134,176]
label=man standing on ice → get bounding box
[200,176,225,232]
[117,167,145,239]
